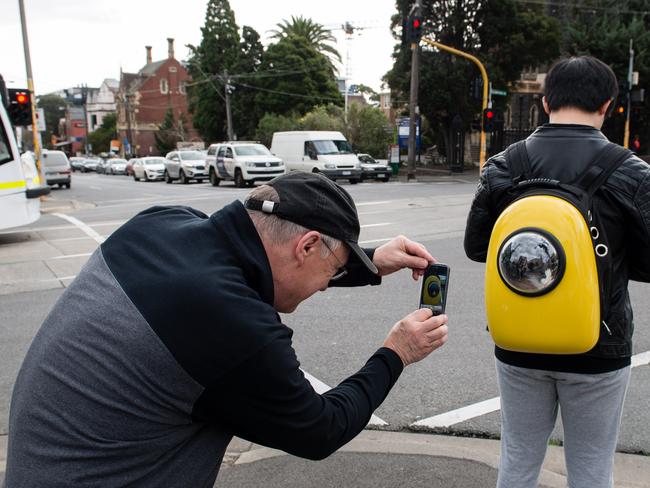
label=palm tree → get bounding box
[269,15,342,64]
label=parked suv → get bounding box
[164,150,208,184]
[41,150,71,189]
[206,142,285,188]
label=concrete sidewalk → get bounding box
[216,430,650,488]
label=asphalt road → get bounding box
[1,170,650,456]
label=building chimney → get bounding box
[145,46,152,64]
[167,38,175,59]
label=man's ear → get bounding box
[542,96,551,115]
[294,231,321,266]
[599,98,613,116]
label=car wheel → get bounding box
[179,170,188,184]
[209,169,220,187]
[133,173,139,181]
[165,171,172,184]
[380,176,390,183]
[234,169,246,188]
[65,182,71,189]
[349,179,359,184]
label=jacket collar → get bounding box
[209,201,275,307]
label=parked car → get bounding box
[133,157,166,181]
[95,159,111,174]
[107,158,128,175]
[270,131,362,184]
[81,158,100,172]
[206,142,285,188]
[69,156,85,172]
[357,154,391,182]
[41,150,71,189]
[164,150,208,183]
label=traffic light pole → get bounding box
[18,0,44,183]
[406,0,422,181]
[420,38,490,170]
[224,70,234,141]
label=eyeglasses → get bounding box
[321,238,348,281]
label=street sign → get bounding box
[491,89,507,96]
[397,117,421,149]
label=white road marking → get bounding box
[412,350,650,429]
[356,200,393,207]
[360,223,392,228]
[52,213,105,244]
[48,252,92,260]
[301,370,388,426]
[359,238,392,245]
[89,186,102,190]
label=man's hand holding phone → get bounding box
[383,309,449,366]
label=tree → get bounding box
[270,15,341,65]
[155,108,179,155]
[255,113,301,147]
[231,26,265,139]
[186,0,241,142]
[301,104,346,132]
[384,0,561,159]
[36,94,67,149]
[345,104,392,157]
[254,35,343,117]
[87,113,116,154]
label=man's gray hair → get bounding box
[245,184,341,257]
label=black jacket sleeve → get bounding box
[464,164,497,262]
[629,168,650,282]
[193,337,402,460]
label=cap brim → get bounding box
[347,241,379,275]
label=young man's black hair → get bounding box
[544,56,618,114]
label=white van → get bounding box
[270,131,362,184]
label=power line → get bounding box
[512,0,650,16]
[233,80,342,102]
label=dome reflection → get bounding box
[498,231,563,295]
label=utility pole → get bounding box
[224,70,234,141]
[81,84,90,155]
[18,0,44,183]
[124,93,134,157]
[407,0,422,181]
[624,39,634,149]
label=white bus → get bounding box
[0,83,49,231]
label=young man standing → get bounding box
[465,56,650,487]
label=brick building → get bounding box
[116,38,200,156]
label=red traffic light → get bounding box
[616,105,625,114]
[485,110,494,119]
[412,18,421,28]
[16,92,29,104]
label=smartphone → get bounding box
[419,263,450,316]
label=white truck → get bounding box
[270,131,362,184]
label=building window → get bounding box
[169,66,177,73]
[529,104,539,129]
[160,78,169,94]
[91,114,97,129]
[179,81,186,95]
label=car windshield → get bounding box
[359,155,377,164]
[233,144,271,156]
[179,151,204,160]
[144,158,165,165]
[313,140,353,155]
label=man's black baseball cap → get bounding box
[244,171,378,275]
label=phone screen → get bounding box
[419,264,450,315]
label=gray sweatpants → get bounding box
[496,359,631,488]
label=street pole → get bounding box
[624,39,634,149]
[124,93,134,157]
[82,84,89,155]
[224,70,234,141]
[18,0,44,184]
[407,0,422,181]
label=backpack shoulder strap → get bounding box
[573,142,633,198]
[504,140,531,184]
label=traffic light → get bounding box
[482,108,495,132]
[408,8,423,44]
[615,81,629,117]
[7,88,33,126]
[469,77,483,100]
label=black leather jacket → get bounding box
[465,124,650,369]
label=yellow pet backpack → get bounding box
[485,141,631,354]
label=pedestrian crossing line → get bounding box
[412,350,650,429]
[53,213,105,244]
[301,370,388,427]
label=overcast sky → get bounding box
[1,0,398,96]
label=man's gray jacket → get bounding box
[464,124,650,373]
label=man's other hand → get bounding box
[373,235,435,280]
[383,309,448,366]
